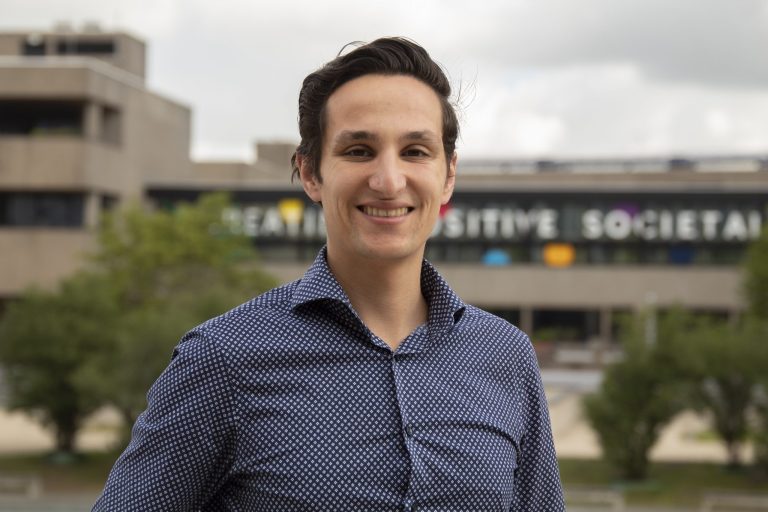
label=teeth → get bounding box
[362,206,409,217]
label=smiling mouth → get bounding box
[359,206,412,217]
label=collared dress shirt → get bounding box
[94,248,565,511]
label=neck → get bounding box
[326,247,427,350]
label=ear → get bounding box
[441,151,457,204]
[297,154,322,203]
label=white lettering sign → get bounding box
[224,202,764,244]
[580,208,763,242]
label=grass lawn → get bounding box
[0,451,120,493]
[0,452,766,506]
[559,458,768,507]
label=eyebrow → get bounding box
[332,130,440,146]
[401,131,440,143]
[333,130,379,146]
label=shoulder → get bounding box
[205,280,300,328]
[459,304,531,345]
[455,304,538,368]
[175,280,304,354]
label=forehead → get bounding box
[324,74,443,141]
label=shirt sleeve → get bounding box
[93,331,236,511]
[510,336,566,511]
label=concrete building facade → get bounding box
[0,27,191,296]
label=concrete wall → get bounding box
[0,63,192,199]
[0,31,146,79]
[437,264,743,311]
[260,262,743,312]
[0,229,96,295]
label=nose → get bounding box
[368,151,406,196]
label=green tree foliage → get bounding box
[744,226,768,475]
[0,193,277,453]
[82,193,277,431]
[583,311,687,480]
[744,225,768,318]
[94,193,271,306]
[672,318,765,469]
[754,359,768,476]
[0,274,119,454]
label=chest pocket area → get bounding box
[411,417,519,500]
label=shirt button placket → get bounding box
[392,352,418,511]
[392,355,413,445]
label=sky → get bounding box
[3,0,768,162]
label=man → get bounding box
[94,37,565,511]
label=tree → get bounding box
[93,193,272,307]
[673,318,764,469]
[0,193,277,453]
[744,224,768,318]
[743,214,768,475]
[583,310,687,480]
[80,194,276,434]
[0,273,119,454]
[753,339,768,476]
[80,193,277,435]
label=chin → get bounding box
[354,240,423,262]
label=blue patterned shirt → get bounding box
[94,249,564,511]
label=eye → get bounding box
[344,146,373,158]
[402,147,430,158]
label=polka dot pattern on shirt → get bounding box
[93,247,565,511]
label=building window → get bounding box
[22,35,46,55]
[0,193,84,227]
[532,309,599,342]
[484,308,521,327]
[0,100,84,136]
[101,195,118,212]
[55,38,116,55]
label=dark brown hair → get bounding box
[291,37,459,182]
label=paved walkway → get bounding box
[0,408,118,455]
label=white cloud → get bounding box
[461,63,768,158]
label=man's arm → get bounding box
[93,331,236,511]
[511,338,566,511]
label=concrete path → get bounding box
[543,369,752,463]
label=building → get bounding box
[2,27,768,363]
[0,25,191,301]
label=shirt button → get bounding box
[404,425,414,437]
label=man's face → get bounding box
[300,74,456,265]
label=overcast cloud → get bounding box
[2,0,768,161]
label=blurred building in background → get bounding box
[2,27,768,364]
[0,24,191,303]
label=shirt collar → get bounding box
[420,257,466,331]
[291,247,465,332]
